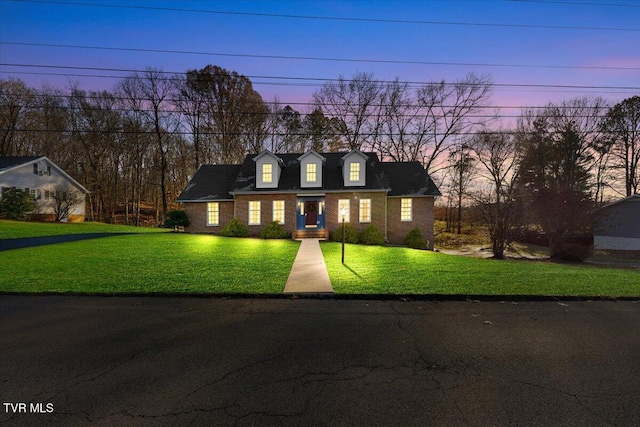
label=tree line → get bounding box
[1,65,638,258]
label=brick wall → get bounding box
[182,201,234,234]
[324,192,387,238]
[387,197,435,249]
[233,194,298,236]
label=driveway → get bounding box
[1,296,639,426]
[0,233,130,251]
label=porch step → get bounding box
[293,229,330,240]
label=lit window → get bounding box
[262,163,272,183]
[338,199,350,223]
[207,202,219,226]
[273,200,285,224]
[359,199,371,223]
[249,201,261,225]
[401,198,412,221]
[306,163,317,182]
[349,162,360,181]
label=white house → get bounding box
[0,156,89,222]
[594,194,640,251]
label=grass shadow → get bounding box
[342,263,362,279]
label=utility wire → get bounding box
[2,63,638,90]
[3,42,638,72]
[4,0,639,32]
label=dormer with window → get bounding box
[340,149,368,187]
[298,150,325,188]
[253,150,284,189]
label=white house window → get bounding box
[46,165,51,176]
[44,190,50,201]
[349,162,360,181]
[401,198,412,221]
[36,189,42,200]
[33,164,38,174]
[359,199,371,223]
[306,163,317,183]
[273,200,285,224]
[262,164,273,184]
[207,202,219,226]
[249,201,261,225]
[338,199,350,223]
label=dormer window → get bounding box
[254,150,283,189]
[349,162,360,181]
[262,163,273,184]
[298,150,325,188]
[306,163,317,183]
[340,149,368,187]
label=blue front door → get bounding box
[297,198,325,230]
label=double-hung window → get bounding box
[273,200,285,224]
[249,201,261,225]
[401,198,412,221]
[349,163,360,181]
[338,199,350,223]
[306,163,317,183]
[262,164,273,184]
[207,202,219,226]
[359,199,371,223]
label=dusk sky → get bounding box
[1,0,639,118]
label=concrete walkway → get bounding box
[284,239,334,294]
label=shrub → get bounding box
[164,210,190,228]
[358,224,385,245]
[220,217,249,237]
[260,221,289,239]
[0,189,38,221]
[405,227,427,249]
[554,243,593,262]
[332,222,359,243]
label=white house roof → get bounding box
[0,156,90,194]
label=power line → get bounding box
[5,0,639,32]
[3,41,638,72]
[2,63,639,91]
[509,0,640,8]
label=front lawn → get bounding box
[321,243,640,297]
[0,234,300,294]
[0,219,167,239]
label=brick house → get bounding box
[177,149,441,248]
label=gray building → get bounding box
[594,195,640,251]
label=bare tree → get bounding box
[312,72,383,150]
[117,68,178,222]
[50,184,84,222]
[469,130,521,259]
[0,78,34,156]
[447,143,476,234]
[417,73,493,174]
[602,96,640,197]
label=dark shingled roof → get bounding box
[381,162,441,196]
[231,152,390,193]
[177,152,440,201]
[0,156,42,171]
[177,165,242,201]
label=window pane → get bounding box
[359,199,371,222]
[306,163,316,182]
[273,200,285,224]
[349,163,360,181]
[338,199,350,223]
[262,164,272,183]
[207,202,219,226]
[401,198,412,221]
[249,201,261,225]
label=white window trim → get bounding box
[359,198,371,223]
[249,201,261,225]
[338,199,350,223]
[262,163,273,184]
[306,163,317,183]
[273,200,285,224]
[401,198,413,222]
[207,202,219,226]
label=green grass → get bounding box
[321,242,640,297]
[0,234,300,294]
[0,219,167,239]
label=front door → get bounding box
[305,201,318,228]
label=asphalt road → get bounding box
[1,296,639,426]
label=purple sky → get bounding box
[1,0,639,117]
